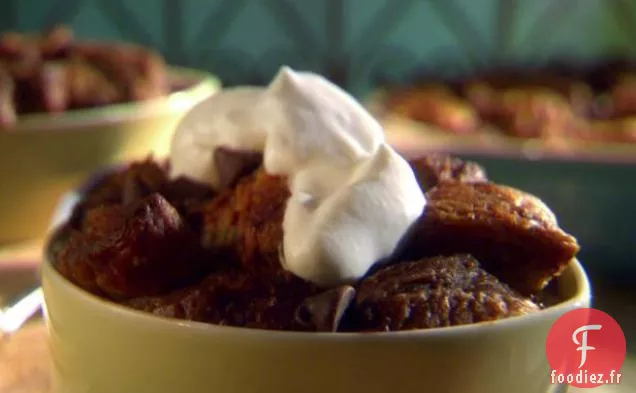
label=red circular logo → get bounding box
[546,308,626,388]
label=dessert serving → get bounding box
[48,66,581,333]
[41,66,590,393]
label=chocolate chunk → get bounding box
[353,254,540,331]
[408,154,488,191]
[294,286,356,332]
[399,182,579,295]
[213,147,263,190]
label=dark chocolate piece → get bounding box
[213,147,263,190]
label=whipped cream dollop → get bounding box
[262,67,426,287]
[169,87,267,189]
[169,66,426,287]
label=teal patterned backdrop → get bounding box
[3,0,636,94]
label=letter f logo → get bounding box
[572,324,602,368]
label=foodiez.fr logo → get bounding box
[546,308,627,388]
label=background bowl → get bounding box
[0,67,220,244]
[41,255,590,393]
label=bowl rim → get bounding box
[41,254,591,341]
[4,66,221,134]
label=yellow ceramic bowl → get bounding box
[0,68,220,244]
[41,254,591,393]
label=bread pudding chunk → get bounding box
[56,193,207,300]
[202,168,290,274]
[353,254,540,331]
[400,181,580,295]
